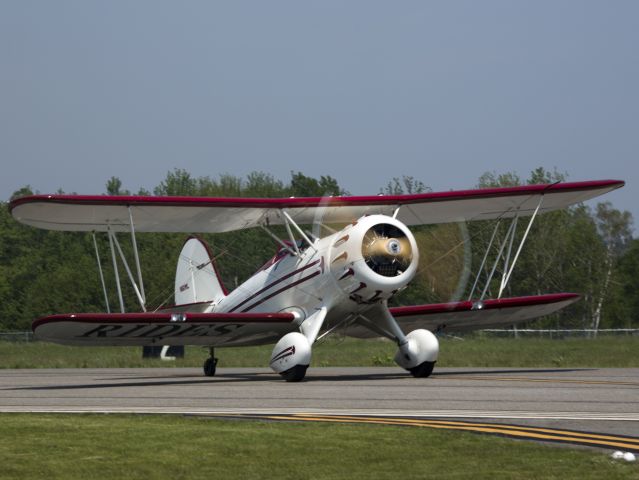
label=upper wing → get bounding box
[10,180,623,233]
[33,311,296,346]
[346,293,580,337]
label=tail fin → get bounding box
[175,237,227,306]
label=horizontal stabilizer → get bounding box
[33,311,296,346]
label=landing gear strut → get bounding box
[203,347,218,377]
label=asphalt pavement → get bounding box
[0,367,637,441]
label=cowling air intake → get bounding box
[328,214,419,304]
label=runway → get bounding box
[1,367,637,450]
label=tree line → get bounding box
[0,168,635,332]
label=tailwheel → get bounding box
[408,361,435,378]
[280,364,308,382]
[203,348,218,377]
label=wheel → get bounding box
[203,357,218,377]
[280,364,308,382]
[408,361,435,378]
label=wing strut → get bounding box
[108,229,146,312]
[498,195,543,298]
[468,195,545,301]
[107,226,125,313]
[282,210,316,252]
[128,207,146,306]
[100,215,148,314]
[281,211,300,255]
[259,224,297,256]
[259,209,318,258]
[92,232,111,313]
[467,219,502,300]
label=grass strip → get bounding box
[0,413,637,480]
[1,336,638,369]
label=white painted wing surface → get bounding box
[389,293,581,333]
[32,312,296,346]
[9,180,623,233]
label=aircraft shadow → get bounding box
[6,373,279,390]
[431,368,597,376]
[7,371,413,390]
[5,367,598,391]
[303,368,596,382]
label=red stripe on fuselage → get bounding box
[228,259,321,313]
[240,270,322,313]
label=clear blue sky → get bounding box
[1,1,637,225]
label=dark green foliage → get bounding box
[106,177,130,196]
[462,168,636,329]
[382,175,430,195]
[0,171,346,328]
[289,171,344,197]
[0,168,636,331]
[0,205,105,329]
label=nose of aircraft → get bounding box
[327,215,419,304]
[361,223,414,278]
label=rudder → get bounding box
[175,237,227,306]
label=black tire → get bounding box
[408,361,435,378]
[280,364,308,382]
[203,357,218,377]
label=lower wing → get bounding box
[33,293,579,345]
[347,293,580,337]
[32,312,296,346]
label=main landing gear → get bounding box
[280,364,308,382]
[203,347,218,377]
[408,360,435,378]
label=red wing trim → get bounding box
[389,293,581,317]
[9,180,624,211]
[32,311,295,331]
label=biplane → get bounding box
[9,179,623,381]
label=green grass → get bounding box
[0,414,636,480]
[1,336,638,369]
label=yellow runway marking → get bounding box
[295,415,639,444]
[245,414,639,452]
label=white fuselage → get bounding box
[208,214,419,346]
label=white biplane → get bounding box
[10,179,623,381]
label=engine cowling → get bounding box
[328,215,419,304]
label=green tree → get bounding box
[10,186,35,201]
[476,171,521,188]
[106,177,131,196]
[289,172,343,197]
[154,169,197,196]
[382,176,429,195]
[105,177,130,196]
[609,239,639,327]
[590,202,633,333]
